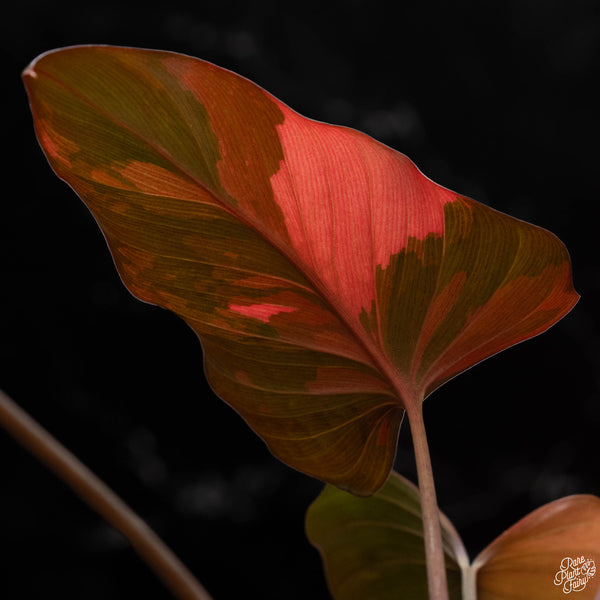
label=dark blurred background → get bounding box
[2,0,599,598]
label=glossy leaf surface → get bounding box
[474,494,600,599]
[306,471,468,599]
[23,46,578,494]
[308,472,600,599]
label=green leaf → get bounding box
[306,471,468,599]
[307,472,600,600]
[23,45,578,495]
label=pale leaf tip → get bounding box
[22,65,38,79]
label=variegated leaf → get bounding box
[23,46,578,494]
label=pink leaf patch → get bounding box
[229,303,298,324]
[23,45,578,495]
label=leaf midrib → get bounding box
[33,51,415,411]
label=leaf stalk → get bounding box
[0,389,212,600]
[406,399,449,600]
[463,565,478,600]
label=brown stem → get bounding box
[406,400,449,600]
[0,389,213,600]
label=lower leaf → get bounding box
[306,470,600,600]
[473,494,600,600]
[305,471,468,599]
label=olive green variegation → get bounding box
[23,46,578,495]
[306,471,468,600]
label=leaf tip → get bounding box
[22,48,53,81]
[22,64,38,80]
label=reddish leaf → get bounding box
[23,46,578,494]
[474,495,600,599]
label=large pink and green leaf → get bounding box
[306,472,600,600]
[23,46,578,495]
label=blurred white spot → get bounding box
[176,464,282,522]
[362,102,423,141]
[127,427,167,486]
[177,475,229,518]
[226,31,259,60]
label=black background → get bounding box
[2,0,599,598]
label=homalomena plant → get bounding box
[306,471,600,599]
[14,45,584,599]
